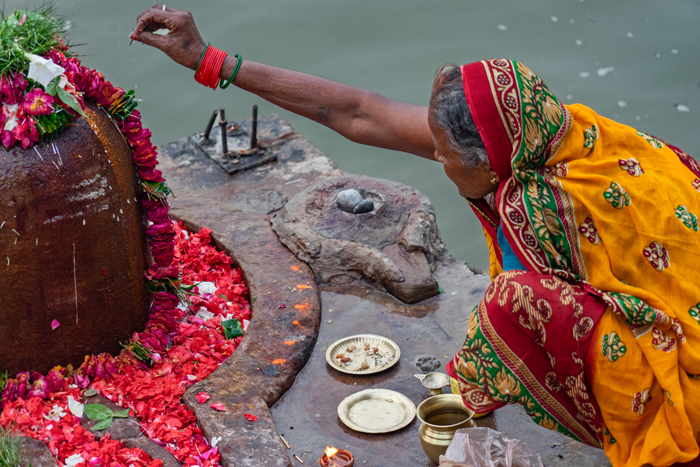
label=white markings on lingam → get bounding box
[73,243,78,324]
[33,146,44,160]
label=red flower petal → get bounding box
[195,392,210,404]
[210,403,226,412]
[243,413,257,421]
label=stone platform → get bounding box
[159,114,611,467]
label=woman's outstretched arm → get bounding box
[132,6,435,160]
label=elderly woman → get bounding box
[133,7,699,467]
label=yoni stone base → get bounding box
[0,101,150,375]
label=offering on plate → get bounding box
[333,341,394,372]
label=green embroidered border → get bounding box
[454,306,589,444]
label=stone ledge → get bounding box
[169,195,321,467]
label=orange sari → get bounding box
[448,59,700,467]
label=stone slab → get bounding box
[18,436,58,467]
[168,195,322,467]
[158,114,345,214]
[270,261,611,467]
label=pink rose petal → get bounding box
[210,402,226,411]
[51,319,60,330]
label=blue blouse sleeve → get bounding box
[497,225,526,271]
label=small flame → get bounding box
[325,447,338,458]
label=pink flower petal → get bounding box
[51,319,60,330]
[277,304,286,309]
[196,392,210,404]
[210,402,226,412]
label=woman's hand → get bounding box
[131,5,206,70]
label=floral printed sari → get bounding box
[447,59,700,467]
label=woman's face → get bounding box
[428,109,498,200]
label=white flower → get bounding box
[67,396,84,418]
[24,52,65,88]
[2,104,20,132]
[43,404,67,421]
[195,309,215,321]
[197,282,217,295]
[64,454,85,467]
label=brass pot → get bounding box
[416,394,476,463]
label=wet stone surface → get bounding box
[270,261,611,467]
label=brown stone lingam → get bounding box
[0,101,150,375]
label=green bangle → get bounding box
[220,54,242,89]
[194,42,210,78]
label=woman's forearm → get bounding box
[220,58,435,159]
[132,6,435,160]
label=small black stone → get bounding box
[353,199,375,214]
[415,355,441,372]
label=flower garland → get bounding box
[1,223,251,467]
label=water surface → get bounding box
[12,0,699,269]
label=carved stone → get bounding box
[271,175,452,303]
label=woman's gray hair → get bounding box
[431,64,488,168]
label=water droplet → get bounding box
[550,16,558,22]
[579,71,590,78]
[675,104,690,112]
[618,100,627,108]
[497,24,508,31]
[626,32,634,38]
[575,39,583,46]
[671,49,679,54]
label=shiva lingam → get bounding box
[416,394,476,463]
[319,446,354,467]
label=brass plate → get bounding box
[325,334,400,375]
[337,389,416,434]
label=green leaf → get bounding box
[112,409,130,418]
[437,282,445,294]
[57,87,87,118]
[251,296,256,305]
[45,77,58,96]
[218,293,228,300]
[84,404,113,421]
[91,417,114,431]
[221,318,243,339]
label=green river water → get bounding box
[9,0,700,270]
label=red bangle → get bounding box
[195,45,228,89]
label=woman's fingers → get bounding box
[132,8,206,70]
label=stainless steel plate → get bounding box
[337,388,416,434]
[325,334,400,375]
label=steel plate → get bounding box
[337,388,416,434]
[325,334,400,375]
